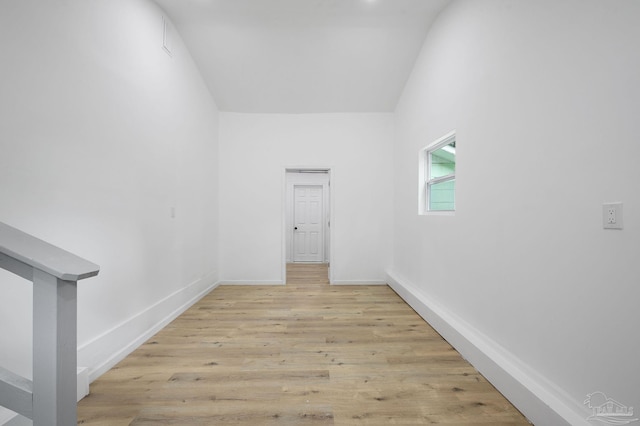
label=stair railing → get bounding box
[0,222,99,425]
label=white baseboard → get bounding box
[386,269,591,426]
[77,366,89,401]
[330,280,387,285]
[0,367,89,425]
[78,273,219,383]
[219,280,285,285]
[218,280,386,286]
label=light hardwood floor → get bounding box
[77,264,530,425]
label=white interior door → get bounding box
[293,185,324,262]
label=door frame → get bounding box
[282,167,333,284]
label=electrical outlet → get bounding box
[603,202,623,229]
[607,207,616,224]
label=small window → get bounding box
[419,131,456,214]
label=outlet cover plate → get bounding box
[603,202,623,229]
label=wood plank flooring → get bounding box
[77,264,530,425]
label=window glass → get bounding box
[429,142,455,180]
[428,179,455,211]
[419,132,456,214]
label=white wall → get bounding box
[219,113,393,284]
[391,0,640,424]
[0,0,219,401]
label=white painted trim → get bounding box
[327,169,335,284]
[219,280,285,286]
[77,273,219,383]
[386,269,592,426]
[421,210,455,217]
[284,168,332,264]
[425,129,457,152]
[281,169,288,284]
[330,280,387,286]
[0,367,88,426]
[77,367,89,402]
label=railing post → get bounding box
[32,269,78,425]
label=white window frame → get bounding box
[419,130,456,215]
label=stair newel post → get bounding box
[32,269,78,425]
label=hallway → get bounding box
[77,264,528,425]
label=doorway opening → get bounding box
[284,168,331,283]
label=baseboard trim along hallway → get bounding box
[385,269,591,426]
[78,272,220,383]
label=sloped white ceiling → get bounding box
[154,0,451,113]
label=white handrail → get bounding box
[0,222,99,425]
